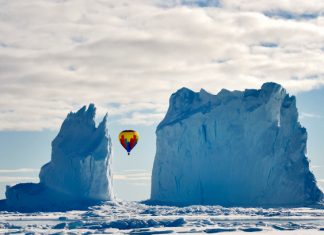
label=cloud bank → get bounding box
[1,0,324,130]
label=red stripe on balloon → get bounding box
[130,135,135,149]
[121,135,127,148]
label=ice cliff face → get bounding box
[5,104,114,211]
[151,82,323,207]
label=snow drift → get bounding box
[5,104,114,211]
[151,82,323,206]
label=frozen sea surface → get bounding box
[0,201,324,234]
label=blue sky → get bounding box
[0,0,324,200]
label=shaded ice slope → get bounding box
[5,104,114,212]
[151,82,323,206]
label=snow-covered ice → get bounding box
[4,104,114,212]
[0,201,324,234]
[151,82,323,206]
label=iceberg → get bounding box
[5,104,114,212]
[151,82,323,206]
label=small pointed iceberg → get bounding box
[4,104,114,212]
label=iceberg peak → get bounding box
[171,87,197,108]
[261,82,283,93]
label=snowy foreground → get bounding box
[1,201,324,234]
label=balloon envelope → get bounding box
[119,130,139,155]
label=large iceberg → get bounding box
[151,82,323,207]
[5,104,114,212]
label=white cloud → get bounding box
[0,168,39,184]
[311,165,324,169]
[0,176,38,183]
[114,170,151,181]
[224,0,324,14]
[300,112,323,119]
[317,180,324,192]
[318,179,324,190]
[1,0,324,130]
[117,112,165,126]
[0,168,39,173]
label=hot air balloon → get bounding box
[119,130,139,155]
